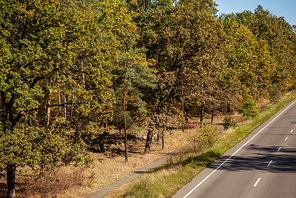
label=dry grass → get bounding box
[100,92,296,198]
[63,127,200,198]
[0,122,202,198]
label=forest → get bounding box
[0,0,296,197]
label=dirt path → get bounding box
[86,143,192,198]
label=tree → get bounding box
[235,6,296,100]
[0,0,114,196]
[103,0,157,162]
[222,14,274,104]
[113,44,156,161]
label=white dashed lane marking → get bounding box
[253,178,261,187]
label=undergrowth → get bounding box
[107,92,296,198]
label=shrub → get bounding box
[223,116,236,129]
[197,124,218,147]
[239,99,259,119]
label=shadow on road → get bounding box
[207,144,296,173]
[151,142,296,175]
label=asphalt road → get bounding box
[173,99,296,198]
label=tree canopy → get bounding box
[1,0,296,197]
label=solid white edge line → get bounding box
[182,99,296,198]
[267,160,273,166]
[277,147,281,152]
[253,178,261,187]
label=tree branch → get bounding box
[29,75,45,88]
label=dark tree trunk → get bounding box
[98,132,106,153]
[124,127,128,162]
[7,164,16,198]
[182,92,185,132]
[123,90,128,162]
[157,133,160,142]
[227,103,231,114]
[162,131,165,150]
[145,120,153,153]
[144,128,153,153]
[211,109,215,125]
[162,118,167,150]
[156,121,160,142]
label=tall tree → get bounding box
[235,6,296,101]
[0,0,114,196]
[101,0,157,161]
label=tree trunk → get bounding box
[156,120,160,142]
[57,71,62,116]
[157,133,160,142]
[123,90,128,162]
[257,91,260,104]
[7,164,16,198]
[144,121,153,153]
[211,109,215,125]
[81,61,86,89]
[29,113,32,126]
[63,93,67,120]
[47,98,51,126]
[227,103,231,114]
[162,131,165,150]
[47,81,52,126]
[182,91,185,132]
[70,90,74,121]
[144,129,153,153]
[98,132,106,153]
[162,118,167,150]
[124,127,128,162]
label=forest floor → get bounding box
[0,97,277,198]
[62,115,228,198]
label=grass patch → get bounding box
[105,91,296,198]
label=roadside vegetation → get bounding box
[105,91,296,198]
[1,0,296,197]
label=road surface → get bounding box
[173,99,296,198]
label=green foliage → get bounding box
[239,99,259,118]
[113,44,156,127]
[0,122,89,168]
[268,84,282,103]
[0,0,296,196]
[0,0,116,195]
[222,116,237,129]
[197,124,218,147]
[121,91,296,198]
